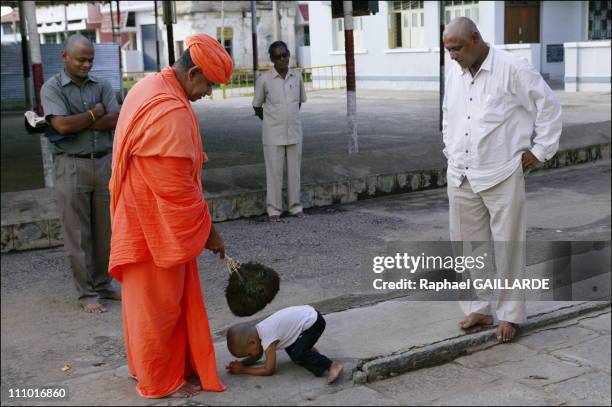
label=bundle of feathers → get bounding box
[225,256,280,317]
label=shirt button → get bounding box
[467,116,470,119]
[465,167,469,170]
[465,133,468,136]
[471,81,474,85]
[469,98,472,101]
[465,150,469,153]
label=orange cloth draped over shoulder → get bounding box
[108,34,232,398]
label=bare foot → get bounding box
[186,374,201,388]
[98,289,121,301]
[459,313,493,330]
[496,321,518,343]
[327,362,343,384]
[169,382,201,398]
[80,300,107,314]
[294,212,305,219]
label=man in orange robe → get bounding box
[109,34,233,399]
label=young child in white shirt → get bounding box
[226,305,343,384]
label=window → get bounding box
[126,11,136,28]
[589,0,611,40]
[216,27,233,58]
[388,1,424,48]
[2,23,15,35]
[332,16,364,50]
[43,33,58,44]
[304,26,310,46]
[445,1,479,24]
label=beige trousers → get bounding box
[448,165,527,324]
[54,154,113,301]
[263,143,303,216]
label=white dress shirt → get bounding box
[253,68,307,146]
[442,46,562,193]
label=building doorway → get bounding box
[141,24,159,71]
[505,1,540,44]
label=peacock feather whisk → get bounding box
[224,255,280,317]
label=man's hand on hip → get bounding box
[522,151,540,172]
[205,225,225,259]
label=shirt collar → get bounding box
[460,44,493,76]
[272,67,293,79]
[60,69,97,86]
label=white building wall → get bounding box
[310,1,441,90]
[540,1,584,80]
[309,1,609,91]
[478,1,504,45]
[134,9,164,70]
[36,3,89,33]
[157,6,297,70]
[564,40,611,92]
[0,17,20,44]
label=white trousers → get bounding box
[263,143,303,216]
[448,165,527,324]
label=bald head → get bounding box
[63,34,94,54]
[227,323,258,357]
[443,17,480,40]
[61,34,95,83]
[442,17,488,71]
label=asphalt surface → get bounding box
[2,89,610,192]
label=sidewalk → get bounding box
[6,300,609,406]
[1,90,610,252]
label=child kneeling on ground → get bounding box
[226,305,343,384]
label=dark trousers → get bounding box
[285,311,333,376]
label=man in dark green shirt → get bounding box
[41,34,120,313]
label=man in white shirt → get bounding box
[442,17,562,342]
[253,41,307,222]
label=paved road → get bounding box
[2,89,609,192]
[1,160,610,393]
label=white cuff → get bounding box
[530,144,548,162]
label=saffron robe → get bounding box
[109,67,224,398]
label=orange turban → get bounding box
[185,34,234,84]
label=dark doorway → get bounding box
[141,24,159,71]
[505,1,540,44]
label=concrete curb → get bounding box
[209,142,610,222]
[1,143,610,253]
[357,301,612,384]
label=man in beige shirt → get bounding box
[253,41,307,222]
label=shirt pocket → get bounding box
[480,93,506,123]
[287,82,301,104]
